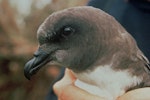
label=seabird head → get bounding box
[24,6,148,80]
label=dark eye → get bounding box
[61,27,75,37]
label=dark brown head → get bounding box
[24,6,148,80]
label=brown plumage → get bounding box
[24,6,150,99]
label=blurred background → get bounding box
[0,0,88,100]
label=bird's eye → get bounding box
[61,27,75,37]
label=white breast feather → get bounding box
[74,65,142,100]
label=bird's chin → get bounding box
[47,61,64,67]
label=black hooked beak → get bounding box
[24,49,52,80]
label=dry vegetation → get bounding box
[0,0,87,100]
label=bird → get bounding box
[24,6,150,100]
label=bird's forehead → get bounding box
[37,11,71,36]
[37,6,109,37]
[37,10,83,35]
[37,6,101,30]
